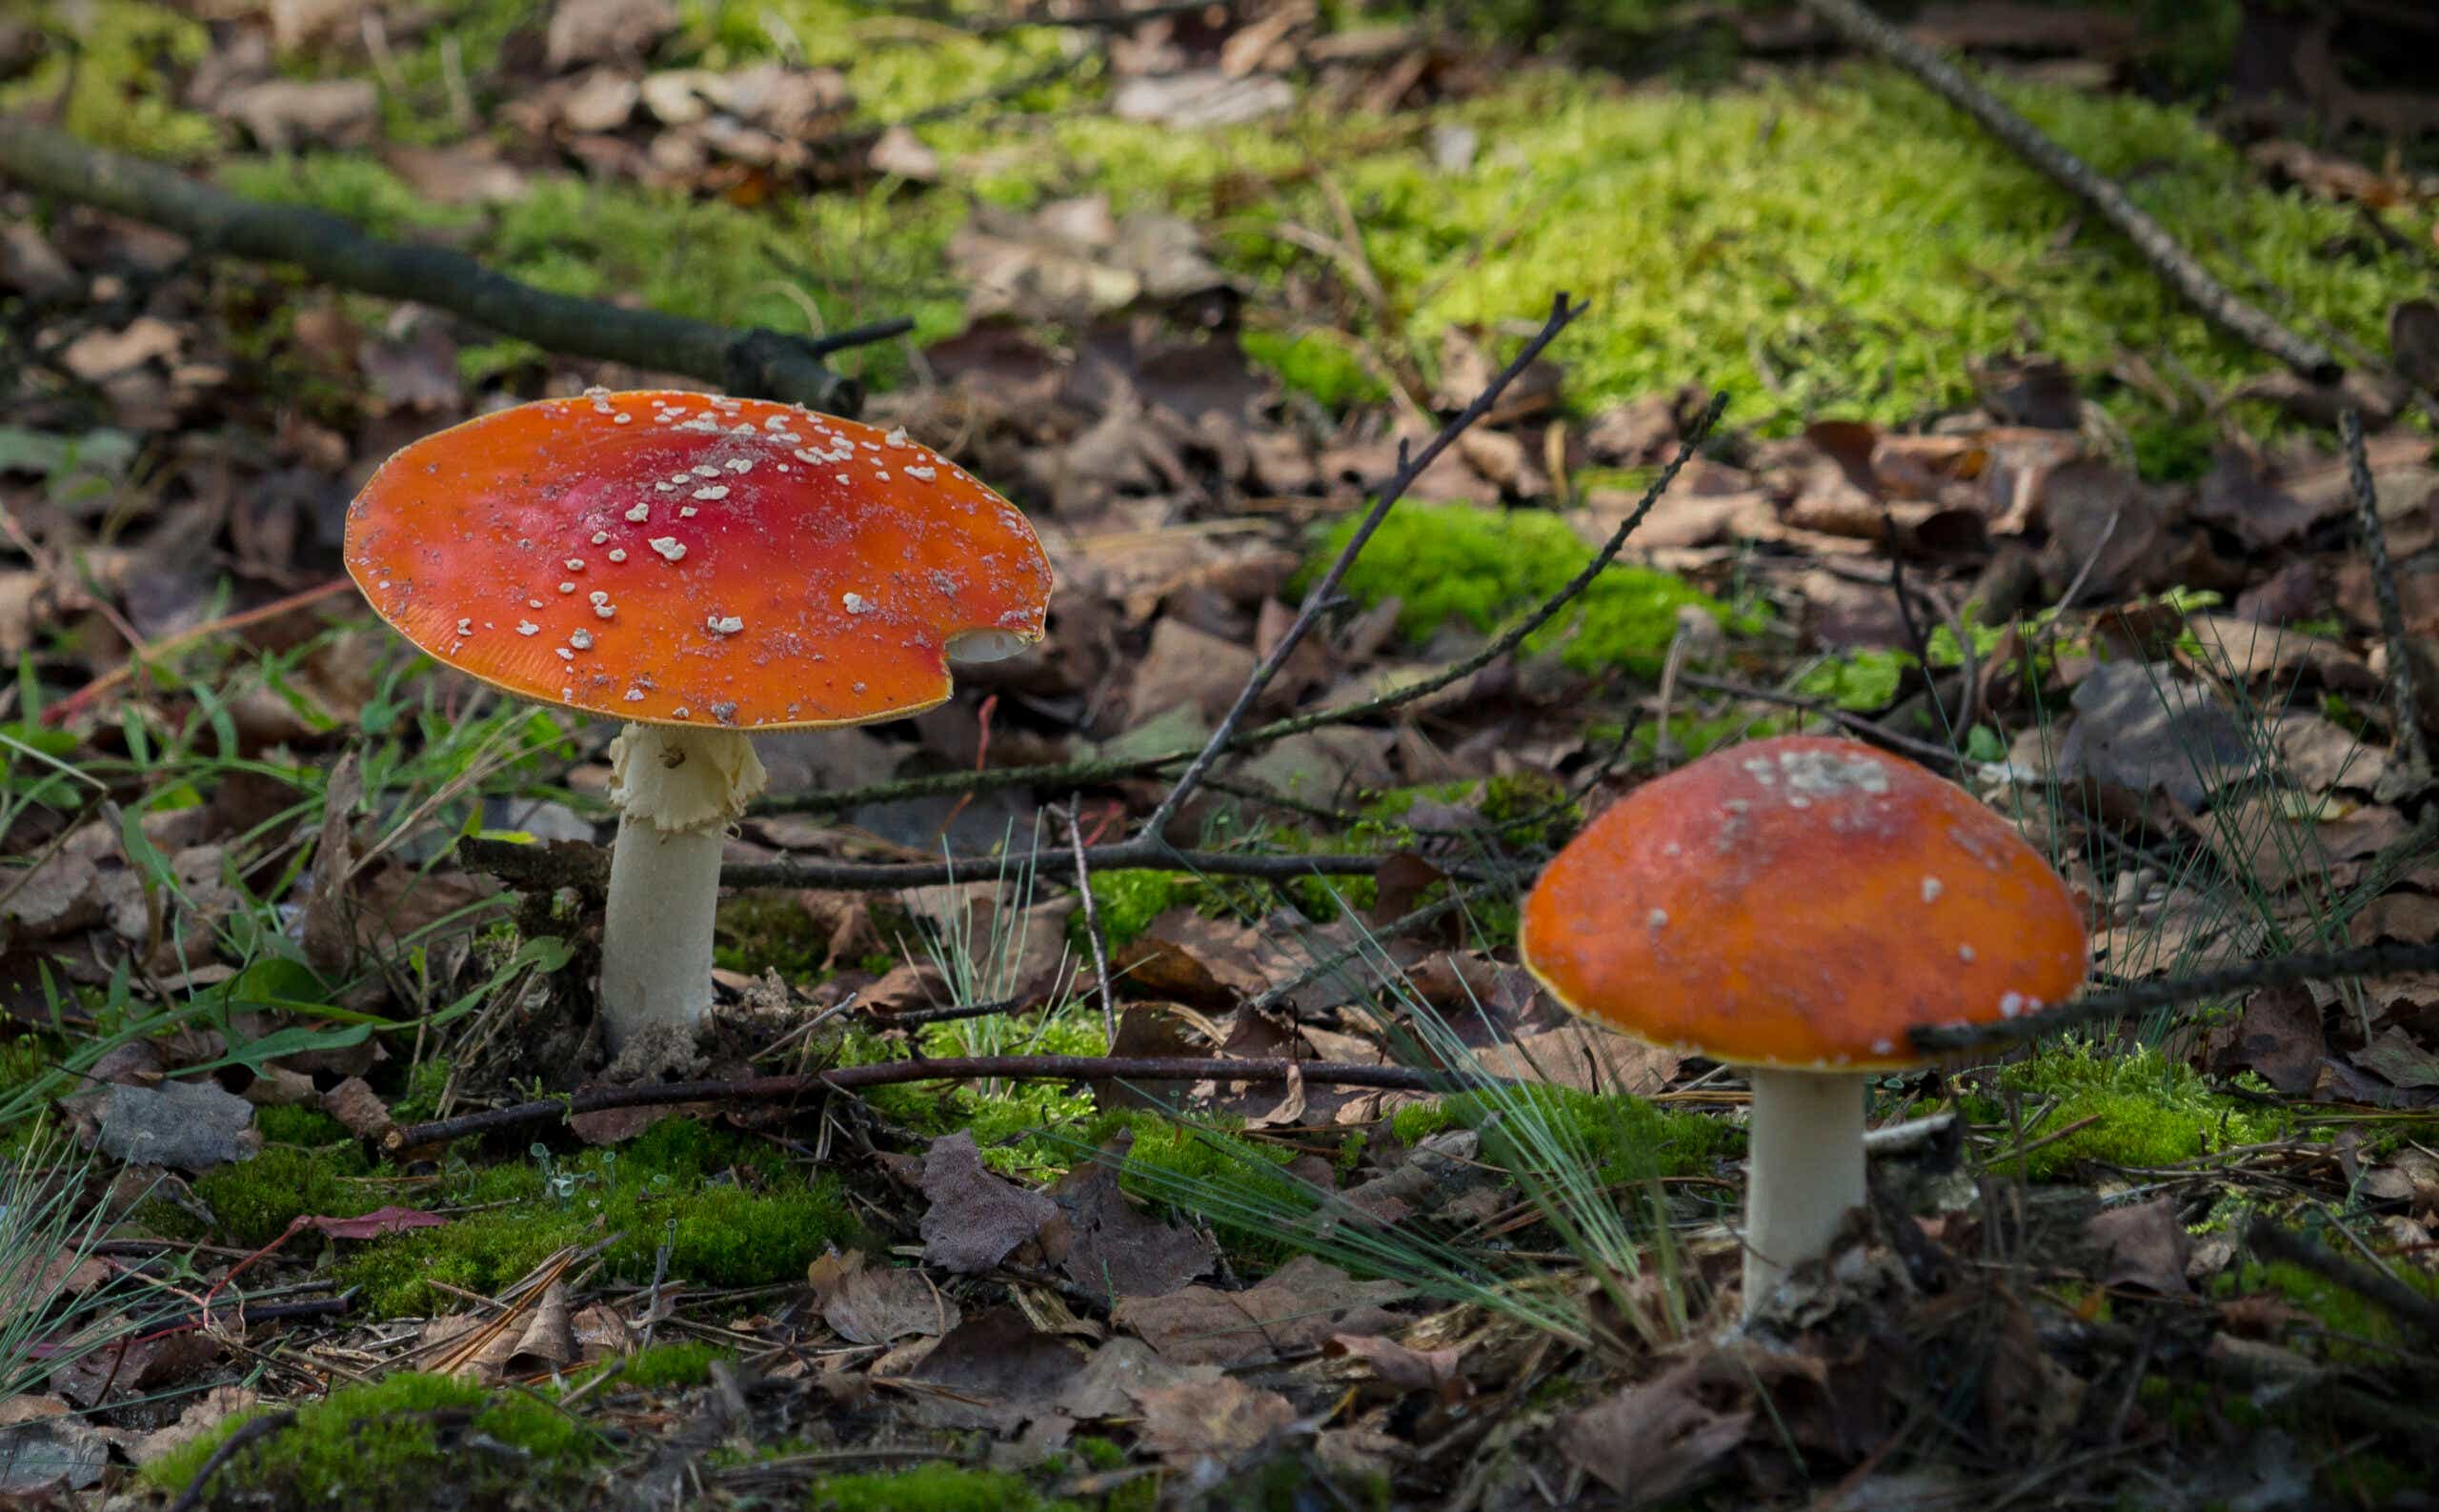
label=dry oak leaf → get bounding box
[1559,1360,1752,1504]
[1130,1375,1297,1467]
[808,1248,959,1344]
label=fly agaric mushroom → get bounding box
[1519,735,2086,1320]
[345,389,1051,1056]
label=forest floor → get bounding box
[4,1,2439,1508]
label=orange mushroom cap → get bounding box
[344,390,1052,730]
[1520,736,2087,1071]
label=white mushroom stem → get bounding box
[599,723,768,1054]
[1740,1066,1868,1320]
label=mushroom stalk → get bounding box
[600,723,768,1054]
[1740,1067,1867,1320]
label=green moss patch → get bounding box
[804,1462,1083,1512]
[140,1371,606,1505]
[1308,503,1744,676]
[334,1119,854,1315]
[1392,1085,1739,1182]
[1964,1042,2287,1180]
[846,1015,1106,1179]
[715,892,833,982]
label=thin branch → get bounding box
[0,117,862,411]
[1141,293,1588,840]
[2247,1217,2439,1344]
[1794,0,2338,380]
[1059,799,1119,1045]
[2343,409,2432,787]
[384,1055,1479,1149]
[458,836,1461,894]
[1907,938,2439,1054]
[751,389,1725,821]
[1247,875,1520,1016]
[166,1411,296,1512]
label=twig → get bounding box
[1247,876,1518,1015]
[1793,0,2338,380]
[2342,409,2432,786]
[2247,1218,2439,1344]
[165,1410,296,1512]
[750,386,1723,821]
[42,576,355,727]
[1678,674,1965,766]
[0,117,861,411]
[383,1055,1486,1150]
[1059,799,1119,1044]
[1142,293,1589,842]
[1908,938,2439,1054]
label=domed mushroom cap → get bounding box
[344,390,1052,730]
[1520,736,2087,1071]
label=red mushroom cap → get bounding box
[1520,736,2087,1071]
[343,390,1052,730]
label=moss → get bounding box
[335,1120,855,1315]
[1073,1437,1128,1472]
[2,0,219,159]
[715,892,832,981]
[139,1370,606,1504]
[1962,1042,2288,1181]
[1308,503,1744,677]
[1083,1112,1316,1266]
[390,1058,454,1125]
[803,1462,1082,1512]
[1077,870,1192,953]
[584,1341,729,1392]
[0,1038,54,1097]
[847,1015,1105,1179]
[252,1105,351,1148]
[186,1142,381,1248]
[1240,329,1391,409]
[1392,1086,1739,1182]
[2212,1258,2439,1361]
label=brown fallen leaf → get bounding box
[1043,1133,1216,1303]
[2086,1197,2192,1296]
[919,1132,1058,1276]
[1111,1256,1402,1366]
[1559,1360,1751,1504]
[808,1248,959,1345]
[1322,1332,1468,1403]
[1130,1375,1297,1473]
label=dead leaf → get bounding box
[2208,986,2325,1095]
[1111,1256,1402,1366]
[2057,660,2258,809]
[546,0,675,70]
[1560,1360,1751,1504]
[1130,1375,1296,1468]
[1055,1338,1216,1419]
[1111,71,1295,128]
[2087,1197,2192,1295]
[305,1206,448,1240]
[1322,1332,1467,1403]
[1045,1133,1216,1302]
[0,1411,108,1495]
[919,1132,1058,1276]
[216,79,378,151]
[59,318,181,383]
[893,1308,1086,1431]
[809,1248,958,1344]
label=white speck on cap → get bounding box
[1959,943,1976,961]
[885,427,908,446]
[570,630,593,650]
[1922,877,1943,902]
[842,592,874,615]
[1999,992,2026,1018]
[558,582,575,595]
[1647,909,1668,928]
[707,615,743,635]
[906,465,937,481]
[626,503,650,522]
[649,537,685,561]
[592,532,609,545]
[590,590,609,604]
[692,485,729,501]
[516,621,539,636]
[608,549,627,562]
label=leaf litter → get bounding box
[2,0,2439,1507]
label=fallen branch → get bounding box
[0,117,870,412]
[384,1055,1477,1150]
[2344,409,2433,788]
[1139,292,1588,842]
[1794,0,2338,381]
[1907,938,2439,1054]
[459,835,1503,894]
[751,385,1725,818]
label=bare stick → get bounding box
[1794,0,2337,380]
[383,1055,1481,1150]
[1059,799,1119,1043]
[1141,293,1588,841]
[1908,938,2439,1054]
[0,118,862,411]
[2343,409,2432,786]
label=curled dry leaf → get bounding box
[918,1132,1058,1276]
[1322,1332,1468,1403]
[808,1248,960,1344]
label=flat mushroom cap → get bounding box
[1520,736,2087,1071]
[344,390,1052,730]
